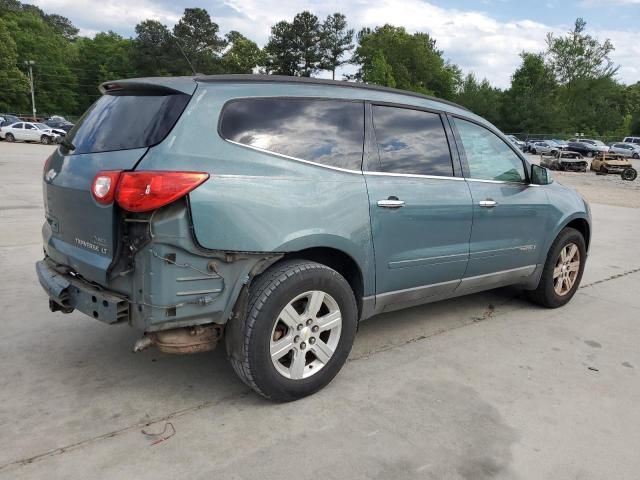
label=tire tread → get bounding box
[227,260,351,400]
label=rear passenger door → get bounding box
[451,117,550,288]
[11,123,25,140]
[364,104,473,307]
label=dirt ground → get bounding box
[526,153,640,208]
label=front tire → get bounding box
[226,260,358,401]
[526,227,586,308]
[621,168,637,181]
[41,135,51,145]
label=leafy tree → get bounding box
[44,14,79,41]
[0,17,30,112]
[173,8,226,74]
[455,73,503,127]
[361,50,395,87]
[292,11,323,76]
[501,53,562,133]
[352,25,459,99]
[264,20,298,75]
[1,7,78,116]
[264,11,323,76]
[546,18,617,84]
[320,13,354,80]
[222,31,263,73]
[74,32,134,111]
[131,19,175,76]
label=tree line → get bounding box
[1,0,638,137]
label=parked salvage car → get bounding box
[530,141,559,155]
[36,75,591,401]
[0,122,64,144]
[44,118,74,134]
[608,142,640,159]
[567,141,603,158]
[590,153,637,180]
[540,150,587,172]
[506,134,525,151]
[0,113,20,128]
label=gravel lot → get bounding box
[1,142,640,480]
[525,152,640,208]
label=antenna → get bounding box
[171,34,197,76]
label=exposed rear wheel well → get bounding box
[565,218,590,250]
[282,248,364,318]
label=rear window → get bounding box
[219,98,364,170]
[67,92,191,155]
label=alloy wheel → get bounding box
[270,290,342,380]
[553,243,580,296]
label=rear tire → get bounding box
[526,227,586,308]
[226,260,358,401]
[5,133,14,142]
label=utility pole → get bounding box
[24,60,36,121]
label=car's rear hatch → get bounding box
[42,78,196,284]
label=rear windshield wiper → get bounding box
[58,137,75,152]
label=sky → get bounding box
[27,0,640,88]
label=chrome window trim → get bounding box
[223,139,364,175]
[363,171,465,181]
[465,178,533,186]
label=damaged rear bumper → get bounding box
[36,258,129,324]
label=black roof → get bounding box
[195,74,469,112]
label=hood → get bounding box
[604,159,631,166]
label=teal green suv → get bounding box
[37,75,591,401]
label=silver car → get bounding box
[530,141,559,155]
[0,122,63,145]
[609,142,640,159]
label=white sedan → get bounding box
[0,122,64,145]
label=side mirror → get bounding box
[531,164,552,185]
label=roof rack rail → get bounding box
[194,74,469,112]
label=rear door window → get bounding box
[371,105,454,176]
[66,92,191,155]
[219,98,364,170]
[454,118,526,183]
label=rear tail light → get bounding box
[91,170,209,212]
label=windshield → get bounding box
[66,92,191,155]
[34,123,50,130]
[592,140,605,146]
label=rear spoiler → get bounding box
[99,77,197,96]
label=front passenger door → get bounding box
[451,117,551,287]
[365,105,473,309]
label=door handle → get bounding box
[479,199,498,208]
[377,197,405,208]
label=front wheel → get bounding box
[41,135,51,145]
[226,260,358,401]
[587,151,594,158]
[621,168,637,181]
[526,227,586,308]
